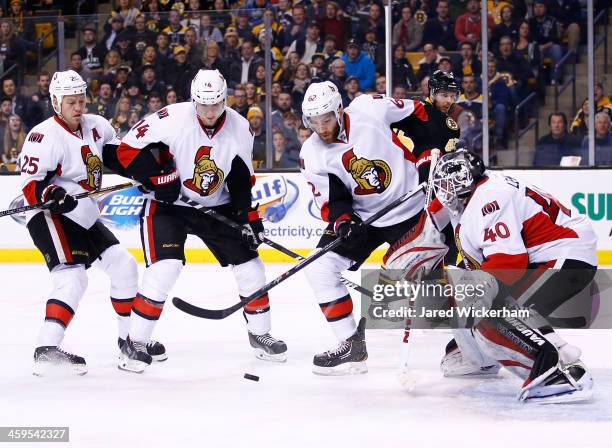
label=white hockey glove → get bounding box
[382,213,449,283]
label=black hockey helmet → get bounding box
[428,70,461,95]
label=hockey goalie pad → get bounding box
[445,267,499,327]
[382,213,449,282]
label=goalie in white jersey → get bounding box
[116,69,287,372]
[431,150,596,403]
[299,81,433,374]
[19,70,158,375]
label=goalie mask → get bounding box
[432,151,485,214]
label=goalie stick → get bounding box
[177,195,373,298]
[172,182,427,320]
[398,148,441,389]
[0,181,137,218]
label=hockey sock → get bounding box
[232,258,271,335]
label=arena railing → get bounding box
[513,92,539,167]
[554,50,577,115]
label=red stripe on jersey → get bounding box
[53,115,83,139]
[320,201,330,222]
[45,300,75,328]
[132,294,164,319]
[476,320,535,361]
[22,180,38,205]
[243,294,270,313]
[481,252,528,285]
[412,101,429,121]
[51,215,73,263]
[320,295,353,320]
[250,175,256,187]
[117,142,142,169]
[415,149,432,170]
[146,201,157,263]
[392,131,417,162]
[522,212,578,249]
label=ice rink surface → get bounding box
[1,263,611,448]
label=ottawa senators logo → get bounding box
[341,148,392,195]
[183,146,225,196]
[78,145,102,191]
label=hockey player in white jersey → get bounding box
[299,81,435,375]
[116,69,287,372]
[19,70,160,376]
[431,150,596,403]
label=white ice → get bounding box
[1,263,611,448]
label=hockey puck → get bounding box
[244,373,259,382]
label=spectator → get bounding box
[103,15,126,51]
[163,9,189,47]
[291,63,311,106]
[392,84,408,100]
[184,28,203,68]
[534,112,581,165]
[165,89,178,105]
[127,108,141,130]
[110,96,132,135]
[251,9,286,50]
[458,40,481,79]
[416,43,441,82]
[437,57,453,74]
[231,85,249,118]
[271,91,297,136]
[357,2,384,43]
[140,64,167,100]
[344,76,361,104]
[272,131,299,168]
[229,40,263,87]
[547,0,581,58]
[310,53,328,78]
[362,28,385,73]
[392,6,423,52]
[420,75,430,96]
[245,81,260,107]
[78,25,106,74]
[0,97,11,140]
[275,0,294,33]
[211,0,232,32]
[248,106,267,167]
[594,82,612,115]
[529,0,562,83]
[0,19,25,74]
[29,71,52,126]
[2,114,24,164]
[146,92,163,114]
[166,45,195,98]
[515,21,541,81]
[283,4,307,48]
[155,32,173,63]
[182,0,202,31]
[201,40,228,79]
[318,1,348,50]
[110,0,140,28]
[8,0,34,43]
[341,38,375,91]
[114,32,138,68]
[69,52,97,86]
[392,45,416,91]
[327,58,349,102]
[297,125,312,146]
[137,45,163,74]
[496,35,533,101]
[87,81,115,119]
[581,112,612,165]
[141,0,165,31]
[375,76,386,95]
[253,63,266,89]
[287,21,322,65]
[199,13,223,44]
[235,10,254,44]
[125,80,144,114]
[220,27,241,61]
[455,0,494,47]
[423,0,455,51]
[457,74,483,120]
[103,49,122,79]
[491,5,518,48]
[570,98,589,139]
[321,34,342,66]
[2,78,31,128]
[487,59,512,148]
[131,14,157,60]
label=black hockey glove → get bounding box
[334,213,363,246]
[42,185,77,215]
[150,168,181,203]
[238,208,265,250]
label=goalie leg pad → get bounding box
[440,329,501,377]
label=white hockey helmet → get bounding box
[301,80,343,129]
[50,70,87,118]
[191,68,227,114]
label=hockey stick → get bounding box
[177,195,373,298]
[0,181,137,218]
[172,182,427,320]
[398,148,441,389]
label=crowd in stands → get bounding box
[0,0,610,171]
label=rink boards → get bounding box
[0,169,611,263]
